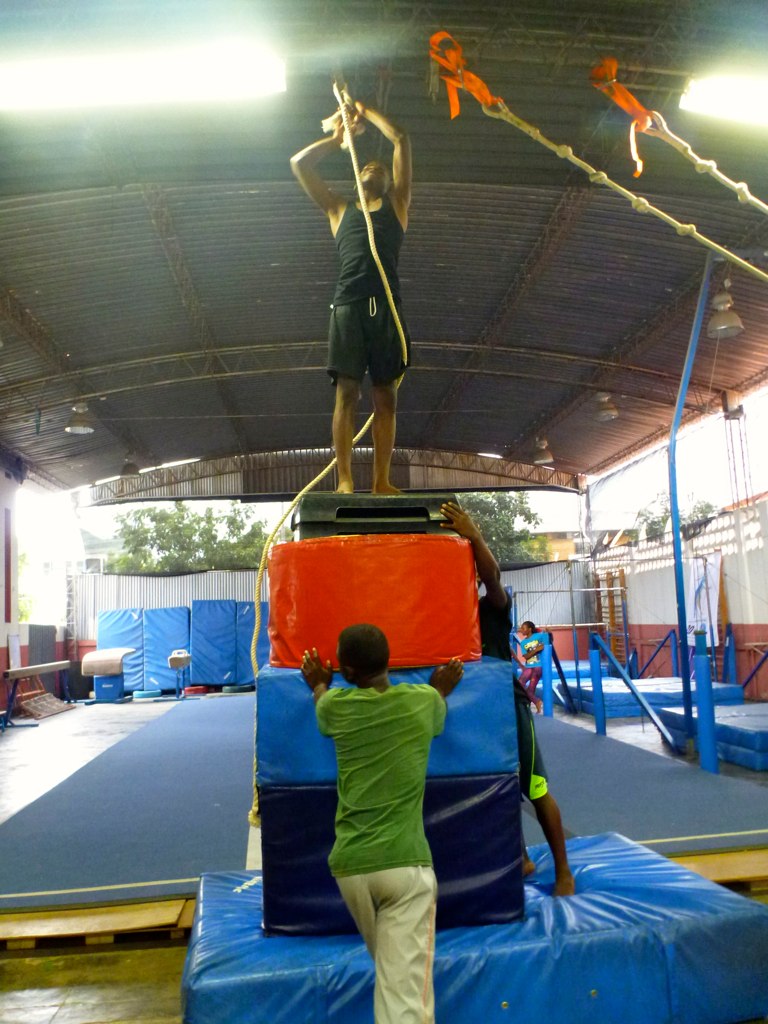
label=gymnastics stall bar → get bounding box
[80,647,136,703]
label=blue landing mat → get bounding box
[181,833,768,1024]
[524,716,768,856]
[658,703,768,770]
[571,677,744,718]
[0,697,255,911]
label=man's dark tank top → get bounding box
[332,196,404,305]
[478,594,512,661]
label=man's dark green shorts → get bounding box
[328,295,411,385]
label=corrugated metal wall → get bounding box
[70,571,269,642]
[501,561,596,629]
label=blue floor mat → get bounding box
[0,696,255,910]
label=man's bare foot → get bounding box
[553,871,575,897]
[523,857,536,878]
[372,482,402,495]
[336,482,354,494]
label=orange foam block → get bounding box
[268,533,481,669]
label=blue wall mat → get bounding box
[183,833,768,1024]
[96,608,144,691]
[256,658,519,786]
[143,606,190,691]
[236,602,270,683]
[190,600,237,686]
[260,773,523,936]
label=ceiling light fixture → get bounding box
[706,279,744,340]
[64,401,95,435]
[593,392,619,422]
[680,74,768,128]
[0,38,286,111]
[532,437,554,465]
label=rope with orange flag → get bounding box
[428,33,768,285]
[590,57,768,218]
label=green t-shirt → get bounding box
[315,683,446,878]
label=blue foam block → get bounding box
[93,675,124,700]
[260,773,523,936]
[143,606,190,692]
[182,832,768,1024]
[190,600,236,686]
[658,704,768,770]
[256,658,519,786]
[96,608,144,692]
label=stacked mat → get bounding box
[658,702,768,770]
[182,832,768,1024]
[256,659,524,935]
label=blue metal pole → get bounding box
[541,636,554,717]
[588,638,607,736]
[668,251,716,744]
[693,630,719,773]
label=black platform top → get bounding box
[291,492,459,537]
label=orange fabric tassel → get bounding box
[590,57,654,177]
[429,31,502,118]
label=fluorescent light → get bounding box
[0,38,286,111]
[477,452,503,459]
[680,75,768,128]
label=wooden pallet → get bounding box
[671,847,768,895]
[0,898,196,950]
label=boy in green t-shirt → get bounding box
[301,623,463,1024]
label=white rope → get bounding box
[646,112,768,220]
[482,101,768,286]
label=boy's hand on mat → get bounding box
[301,648,332,691]
[429,657,464,699]
[439,502,480,542]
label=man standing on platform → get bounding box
[301,624,463,1024]
[440,501,575,897]
[290,101,412,495]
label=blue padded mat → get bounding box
[658,703,768,770]
[96,608,144,692]
[256,659,519,786]
[574,676,743,718]
[260,774,523,935]
[143,606,190,692]
[235,601,270,684]
[190,599,236,686]
[0,696,255,910]
[181,832,768,1024]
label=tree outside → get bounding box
[635,493,717,542]
[458,492,550,565]
[106,501,271,573]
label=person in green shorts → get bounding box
[440,501,575,898]
[301,623,463,1024]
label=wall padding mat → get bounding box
[658,703,768,769]
[259,773,523,936]
[190,600,236,686]
[143,606,190,692]
[236,601,270,684]
[267,533,481,668]
[256,659,519,786]
[182,832,768,1024]
[95,608,144,692]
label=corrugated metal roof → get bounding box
[0,1,766,495]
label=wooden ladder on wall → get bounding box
[594,568,629,667]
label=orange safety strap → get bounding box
[590,57,654,177]
[429,31,502,118]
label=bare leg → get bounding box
[530,792,575,896]
[333,376,360,493]
[522,839,536,878]
[371,381,401,494]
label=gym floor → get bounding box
[0,698,765,1024]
